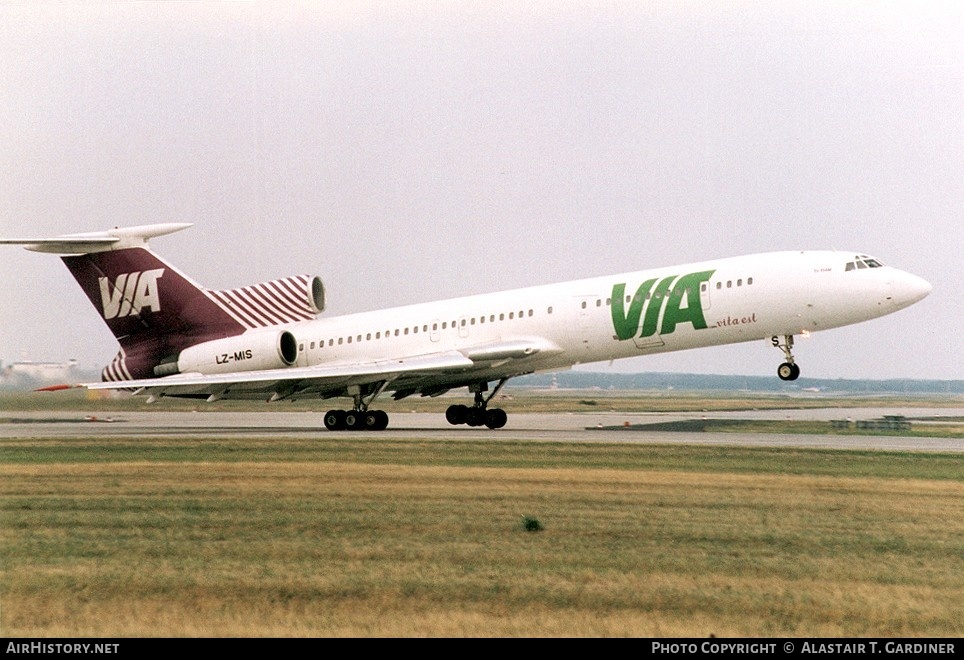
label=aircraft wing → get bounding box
[85,338,562,402]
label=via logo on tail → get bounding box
[98,268,165,319]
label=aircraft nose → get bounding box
[888,271,932,309]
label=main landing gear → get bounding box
[445,379,509,430]
[771,334,801,381]
[324,384,390,431]
[322,379,512,431]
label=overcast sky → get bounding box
[1,2,961,381]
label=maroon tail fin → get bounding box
[6,224,324,382]
[62,247,245,380]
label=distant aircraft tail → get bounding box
[2,224,325,381]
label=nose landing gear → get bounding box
[772,335,801,381]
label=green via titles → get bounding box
[611,270,715,340]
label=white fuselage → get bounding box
[275,250,930,379]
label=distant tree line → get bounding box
[512,372,964,394]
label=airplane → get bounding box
[1,223,932,430]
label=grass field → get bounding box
[2,429,962,637]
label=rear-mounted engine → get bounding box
[155,329,298,376]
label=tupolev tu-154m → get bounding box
[1,223,931,430]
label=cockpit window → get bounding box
[845,255,885,271]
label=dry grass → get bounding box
[2,440,962,637]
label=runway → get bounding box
[3,406,962,452]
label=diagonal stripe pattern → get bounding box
[205,275,320,329]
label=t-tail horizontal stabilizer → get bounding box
[0,223,192,254]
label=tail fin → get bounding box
[62,244,245,380]
[3,224,324,381]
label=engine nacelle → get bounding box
[307,275,326,314]
[174,329,299,375]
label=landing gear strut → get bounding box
[324,383,390,431]
[445,379,509,429]
[771,334,801,381]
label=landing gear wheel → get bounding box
[345,411,367,430]
[484,408,507,429]
[466,407,487,427]
[364,410,389,431]
[324,409,346,430]
[446,404,469,425]
[777,362,800,381]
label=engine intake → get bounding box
[308,276,325,314]
[170,329,299,375]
